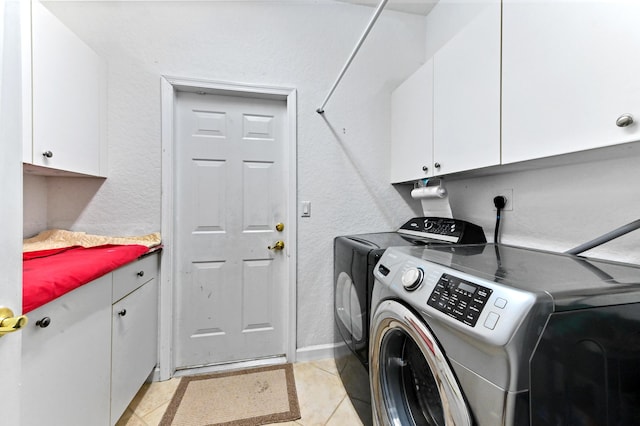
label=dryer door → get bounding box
[370,300,472,426]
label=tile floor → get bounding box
[116,358,366,426]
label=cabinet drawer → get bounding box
[113,253,158,303]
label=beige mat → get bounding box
[160,364,301,426]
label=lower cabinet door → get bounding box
[21,275,112,426]
[110,280,159,425]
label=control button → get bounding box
[484,312,500,330]
[494,297,507,309]
[401,268,424,291]
[378,265,390,276]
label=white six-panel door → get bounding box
[174,91,288,369]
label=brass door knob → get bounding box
[0,307,28,337]
[275,223,285,232]
[268,240,285,251]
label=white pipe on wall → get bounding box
[316,0,389,114]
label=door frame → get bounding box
[159,76,297,380]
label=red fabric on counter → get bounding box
[23,244,150,314]
[23,246,76,260]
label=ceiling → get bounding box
[337,0,438,16]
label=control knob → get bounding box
[401,267,424,291]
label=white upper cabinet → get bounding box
[432,1,501,175]
[390,60,434,183]
[390,1,501,183]
[26,1,107,177]
[502,0,640,164]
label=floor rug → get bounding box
[160,363,301,426]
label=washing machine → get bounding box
[333,217,486,425]
[370,243,640,425]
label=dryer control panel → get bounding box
[374,246,540,347]
[397,217,486,244]
[427,274,493,328]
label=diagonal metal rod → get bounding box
[565,218,640,255]
[316,0,389,114]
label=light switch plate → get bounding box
[301,201,311,217]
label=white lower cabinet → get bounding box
[21,253,159,426]
[111,279,158,425]
[21,275,112,426]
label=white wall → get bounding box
[23,174,47,237]
[444,145,640,264]
[29,1,426,350]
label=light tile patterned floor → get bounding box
[116,359,364,426]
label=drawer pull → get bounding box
[118,309,127,317]
[36,317,51,328]
[137,271,145,277]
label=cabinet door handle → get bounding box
[616,113,634,127]
[434,162,441,169]
[137,270,145,277]
[422,166,429,173]
[118,309,127,317]
[42,150,54,158]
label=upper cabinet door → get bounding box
[432,1,501,176]
[30,0,107,177]
[390,59,434,184]
[502,0,640,164]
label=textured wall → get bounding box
[29,1,426,349]
[445,146,640,265]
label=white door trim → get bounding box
[159,76,297,380]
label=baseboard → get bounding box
[295,342,341,363]
[148,366,161,382]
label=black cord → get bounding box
[494,207,502,243]
[493,196,507,243]
[493,196,507,278]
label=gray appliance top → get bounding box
[339,232,432,250]
[397,243,640,311]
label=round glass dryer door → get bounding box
[370,300,472,426]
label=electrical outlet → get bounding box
[494,189,513,211]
